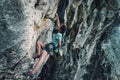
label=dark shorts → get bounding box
[44,43,55,55]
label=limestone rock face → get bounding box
[0,0,56,79]
[0,0,120,80]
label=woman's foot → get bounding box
[33,55,41,60]
[23,71,33,78]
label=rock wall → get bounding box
[0,0,120,80]
[0,0,56,79]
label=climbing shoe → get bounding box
[33,55,41,60]
[23,71,33,78]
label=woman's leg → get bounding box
[31,50,48,74]
[36,41,44,56]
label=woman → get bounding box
[23,13,63,77]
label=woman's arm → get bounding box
[55,13,61,28]
[57,39,62,48]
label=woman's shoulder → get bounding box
[57,32,62,36]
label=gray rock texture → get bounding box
[0,0,120,80]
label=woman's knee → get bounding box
[42,50,48,55]
[39,50,48,60]
[37,41,44,48]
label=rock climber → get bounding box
[23,13,66,77]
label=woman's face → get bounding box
[58,27,61,32]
